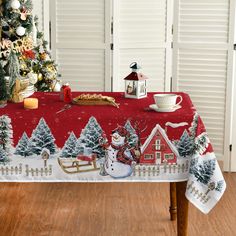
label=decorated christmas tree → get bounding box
[0,62,9,103]
[0,0,57,92]
[0,146,9,164]
[76,117,105,158]
[177,129,193,158]
[60,132,78,158]
[14,132,30,157]
[0,115,13,154]
[28,118,57,155]
[124,120,138,147]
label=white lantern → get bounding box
[16,26,26,36]
[11,0,20,9]
[124,62,148,99]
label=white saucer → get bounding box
[149,104,181,112]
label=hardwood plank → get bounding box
[0,173,235,236]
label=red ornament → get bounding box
[23,50,35,60]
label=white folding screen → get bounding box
[50,0,112,91]
[228,1,236,172]
[49,0,235,165]
[50,0,172,92]
[173,0,235,163]
[32,0,43,31]
[231,91,236,171]
[113,0,173,92]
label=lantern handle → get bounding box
[130,62,137,68]
[129,62,141,70]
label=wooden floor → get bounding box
[0,172,235,236]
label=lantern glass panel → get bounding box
[126,81,137,96]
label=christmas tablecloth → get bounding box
[0,92,226,214]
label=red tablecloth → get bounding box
[0,92,225,214]
[0,92,208,149]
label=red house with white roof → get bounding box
[140,124,179,165]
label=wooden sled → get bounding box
[58,154,99,174]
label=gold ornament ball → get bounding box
[9,27,15,35]
[40,52,47,60]
[48,67,53,73]
[20,70,28,77]
[47,65,56,73]
[38,73,43,81]
[20,55,27,60]
[21,63,27,70]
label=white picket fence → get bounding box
[187,181,211,204]
[133,161,189,177]
[25,165,52,177]
[0,164,23,175]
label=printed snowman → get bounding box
[100,126,138,178]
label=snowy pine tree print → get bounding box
[0,146,9,163]
[194,132,210,155]
[204,179,225,195]
[28,118,57,155]
[215,180,224,192]
[189,112,198,139]
[177,129,193,158]
[124,120,138,147]
[14,132,30,157]
[190,157,216,185]
[60,132,77,158]
[188,113,209,155]
[0,115,13,154]
[189,157,197,175]
[75,117,104,158]
[75,133,86,155]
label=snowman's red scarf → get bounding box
[111,143,137,166]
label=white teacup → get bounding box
[153,94,183,108]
